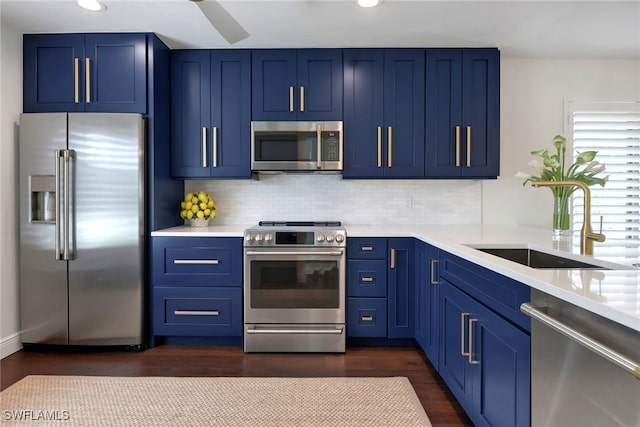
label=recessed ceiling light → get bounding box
[77,0,107,12]
[358,0,382,7]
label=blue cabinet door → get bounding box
[84,33,147,113]
[471,298,530,427]
[383,50,425,178]
[251,49,297,120]
[425,48,499,178]
[343,49,424,178]
[23,33,147,113]
[438,279,475,415]
[297,49,343,120]
[170,50,212,178]
[425,49,462,177]
[387,238,415,339]
[415,241,429,349]
[416,241,440,366]
[210,50,251,178]
[343,49,385,178]
[23,34,86,112]
[461,48,500,178]
[252,49,342,120]
[171,50,251,178]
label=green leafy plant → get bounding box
[518,134,608,190]
[517,134,607,231]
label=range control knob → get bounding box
[245,234,254,242]
[254,233,263,242]
[325,234,335,243]
[264,233,273,242]
[335,234,345,243]
[316,234,326,243]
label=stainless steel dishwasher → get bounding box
[522,290,640,427]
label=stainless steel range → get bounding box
[243,221,346,353]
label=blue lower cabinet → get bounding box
[439,278,530,427]
[153,287,242,337]
[347,298,387,337]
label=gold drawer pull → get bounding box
[361,315,374,321]
[174,310,220,316]
[361,277,374,282]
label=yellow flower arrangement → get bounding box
[180,191,217,221]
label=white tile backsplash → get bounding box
[185,175,482,226]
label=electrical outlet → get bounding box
[403,196,413,209]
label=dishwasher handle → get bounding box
[521,303,640,380]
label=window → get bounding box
[567,101,640,258]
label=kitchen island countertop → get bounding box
[152,224,640,332]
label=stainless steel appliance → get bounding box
[250,121,343,172]
[243,221,346,352]
[19,113,145,348]
[522,290,640,426]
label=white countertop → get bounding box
[152,224,640,332]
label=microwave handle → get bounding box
[317,123,322,169]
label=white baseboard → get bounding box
[1,332,22,359]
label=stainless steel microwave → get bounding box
[251,121,343,172]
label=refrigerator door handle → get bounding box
[62,149,75,261]
[55,150,63,260]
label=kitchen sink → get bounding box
[470,247,609,269]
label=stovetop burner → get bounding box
[258,221,342,227]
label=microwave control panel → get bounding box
[322,132,341,161]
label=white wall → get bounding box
[0,17,22,357]
[483,58,640,229]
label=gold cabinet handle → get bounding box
[212,127,218,168]
[85,58,91,103]
[289,86,294,112]
[361,315,374,321]
[377,126,382,168]
[466,126,472,168]
[468,318,480,364]
[387,126,393,168]
[430,259,438,285]
[455,126,461,167]
[361,246,374,251]
[202,127,207,168]
[74,58,80,103]
[461,312,470,356]
[361,277,374,282]
[300,86,305,112]
[390,248,396,269]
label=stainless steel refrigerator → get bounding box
[19,113,145,348]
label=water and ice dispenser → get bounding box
[30,175,56,222]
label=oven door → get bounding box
[244,247,345,324]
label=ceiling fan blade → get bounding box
[194,0,250,44]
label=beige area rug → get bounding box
[0,375,432,426]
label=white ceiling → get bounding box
[1,0,639,58]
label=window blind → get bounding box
[569,103,640,258]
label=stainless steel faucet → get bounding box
[531,180,606,256]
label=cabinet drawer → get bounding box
[347,260,387,297]
[347,298,387,337]
[347,238,387,259]
[153,287,242,336]
[152,237,242,286]
[439,251,531,332]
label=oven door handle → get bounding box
[246,328,344,335]
[245,250,343,256]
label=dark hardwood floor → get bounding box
[1,345,472,426]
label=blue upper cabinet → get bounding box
[23,33,147,113]
[343,49,425,178]
[425,48,500,178]
[171,50,251,179]
[252,49,343,120]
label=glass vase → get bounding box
[552,191,571,237]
